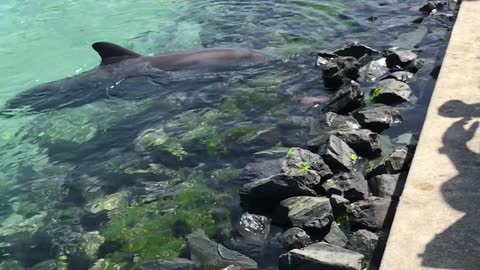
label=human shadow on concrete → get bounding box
[421,100,480,269]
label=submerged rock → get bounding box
[322,57,360,90]
[324,222,348,248]
[347,230,379,262]
[352,104,403,133]
[333,43,379,60]
[282,148,333,185]
[278,227,312,251]
[349,197,391,231]
[321,81,364,115]
[278,242,365,270]
[358,58,389,82]
[239,148,288,181]
[239,174,317,214]
[381,71,414,83]
[131,258,197,270]
[87,191,130,214]
[238,213,271,240]
[373,79,413,105]
[334,129,382,157]
[187,230,257,270]
[420,1,446,14]
[320,135,358,173]
[366,146,414,178]
[321,172,369,202]
[274,197,333,234]
[386,50,423,73]
[368,173,403,198]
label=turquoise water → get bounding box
[0,0,454,269]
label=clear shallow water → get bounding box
[0,0,455,269]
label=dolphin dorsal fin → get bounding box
[92,42,141,65]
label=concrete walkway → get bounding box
[380,1,480,270]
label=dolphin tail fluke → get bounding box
[92,42,142,65]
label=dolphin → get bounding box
[1,42,272,116]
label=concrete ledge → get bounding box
[380,1,480,270]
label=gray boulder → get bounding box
[321,172,369,202]
[352,104,403,133]
[131,258,197,270]
[366,146,414,178]
[278,242,365,270]
[239,148,287,181]
[373,79,413,105]
[349,197,391,231]
[329,195,351,219]
[368,173,403,198]
[321,81,364,115]
[279,227,312,251]
[239,174,317,214]
[386,50,423,73]
[322,57,360,90]
[381,71,414,83]
[186,230,257,270]
[320,135,357,173]
[274,196,333,234]
[347,230,379,262]
[324,222,348,248]
[334,129,382,157]
[334,43,380,60]
[358,58,389,82]
[322,112,361,130]
[282,148,333,186]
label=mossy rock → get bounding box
[87,191,130,214]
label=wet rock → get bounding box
[420,1,446,14]
[282,148,333,185]
[366,146,414,178]
[334,129,381,157]
[329,195,351,218]
[322,57,360,90]
[81,231,104,257]
[358,58,389,82]
[321,172,369,202]
[320,135,357,173]
[274,196,333,234]
[239,148,288,181]
[333,43,379,60]
[386,50,423,73]
[279,227,312,251]
[321,81,364,115]
[316,52,339,67]
[239,174,317,214]
[381,71,414,83]
[321,112,361,131]
[373,79,413,105]
[238,213,271,240]
[187,230,257,270]
[347,230,379,262]
[349,197,391,231]
[324,222,348,248]
[368,173,403,198]
[352,104,403,133]
[131,258,197,270]
[279,242,365,270]
[393,133,418,148]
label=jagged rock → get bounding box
[381,71,414,83]
[238,213,271,240]
[239,148,288,181]
[358,58,389,82]
[334,43,379,60]
[321,81,364,115]
[282,148,333,185]
[322,57,360,90]
[320,135,357,173]
[347,230,379,262]
[274,196,333,234]
[366,146,414,178]
[368,173,403,198]
[349,197,391,231]
[324,222,348,248]
[334,129,381,157]
[316,52,340,67]
[386,50,423,73]
[187,230,257,270]
[279,227,312,251]
[321,172,369,202]
[239,174,317,214]
[322,112,361,131]
[329,195,351,218]
[373,79,413,105]
[279,242,365,270]
[352,104,403,133]
[131,258,198,270]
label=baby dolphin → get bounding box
[1,42,273,116]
